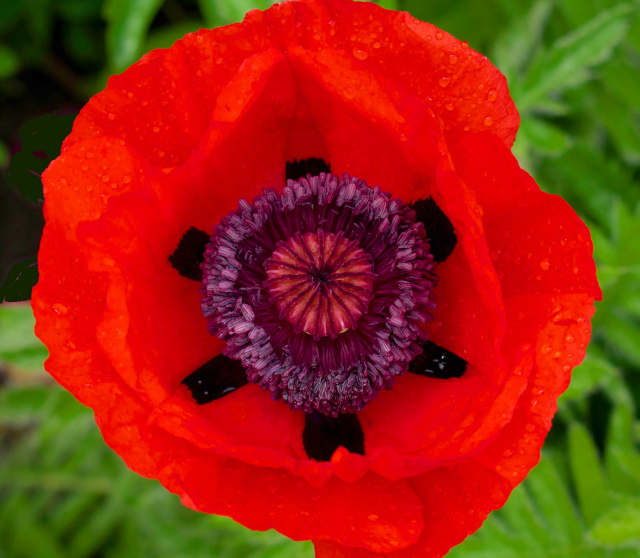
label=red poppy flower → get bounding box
[32,0,601,556]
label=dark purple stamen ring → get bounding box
[201,173,438,416]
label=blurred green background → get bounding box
[1,0,640,556]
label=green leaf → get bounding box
[525,456,584,546]
[0,386,52,423]
[0,258,38,303]
[559,352,615,406]
[0,303,48,371]
[0,44,20,78]
[143,20,204,54]
[376,0,399,9]
[597,312,640,370]
[103,0,164,71]
[197,0,272,26]
[492,0,553,82]
[601,53,640,112]
[595,88,640,166]
[568,422,612,527]
[517,4,634,112]
[6,110,77,205]
[538,145,638,232]
[590,500,640,545]
[518,117,572,156]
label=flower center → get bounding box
[265,231,375,339]
[201,172,437,416]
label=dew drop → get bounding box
[487,89,497,102]
[108,113,116,121]
[449,54,458,65]
[353,48,368,60]
[373,41,381,49]
[102,175,110,183]
[539,259,550,271]
[483,116,493,126]
[438,76,451,88]
[445,103,454,111]
[123,175,131,184]
[435,31,443,40]
[461,41,469,49]
[53,303,68,315]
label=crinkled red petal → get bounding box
[313,293,595,558]
[33,224,425,553]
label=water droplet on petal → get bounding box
[449,54,458,64]
[438,76,451,88]
[539,259,550,271]
[53,303,68,315]
[445,103,454,111]
[483,116,493,126]
[353,48,368,60]
[435,31,443,40]
[487,89,497,102]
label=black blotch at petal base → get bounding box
[411,197,457,263]
[285,158,331,181]
[169,227,210,282]
[302,412,365,461]
[182,354,249,404]
[409,340,467,379]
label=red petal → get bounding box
[264,0,519,146]
[451,131,602,301]
[313,293,596,558]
